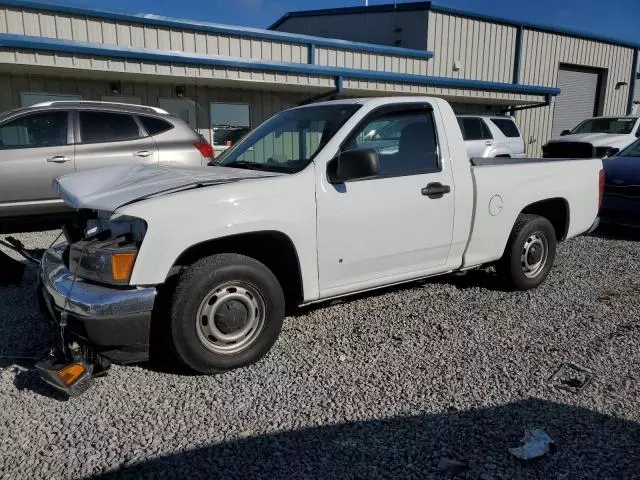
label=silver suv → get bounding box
[456,115,526,158]
[0,101,213,220]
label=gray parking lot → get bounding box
[1,230,639,479]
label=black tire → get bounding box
[170,253,285,374]
[496,214,557,290]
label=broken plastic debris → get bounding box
[508,428,554,460]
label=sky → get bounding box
[54,0,639,45]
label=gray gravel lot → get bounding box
[0,229,639,479]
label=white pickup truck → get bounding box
[37,97,603,390]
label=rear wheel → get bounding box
[170,253,285,373]
[496,214,557,290]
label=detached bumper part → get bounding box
[39,245,156,363]
[35,353,93,397]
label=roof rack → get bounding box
[29,100,169,115]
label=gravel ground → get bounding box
[0,229,639,479]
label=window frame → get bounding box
[0,109,73,150]
[338,103,442,181]
[480,119,493,140]
[74,109,146,145]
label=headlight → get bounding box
[66,214,146,286]
[69,237,138,286]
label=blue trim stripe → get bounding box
[628,49,639,115]
[0,0,433,59]
[0,33,560,97]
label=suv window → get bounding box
[458,117,493,141]
[344,108,439,176]
[0,111,68,149]
[139,116,174,136]
[79,111,141,144]
[491,118,520,138]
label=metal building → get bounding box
[0,0,636,157]
[272,2,639,155]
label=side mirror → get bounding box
[604,147,620,158]
[560,129,571,136]
[327,149,380,184]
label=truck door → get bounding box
[316,104,455,294]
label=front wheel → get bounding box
[496,214,557,290]
[170,253,285,374]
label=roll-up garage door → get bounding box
[552,66,600,138]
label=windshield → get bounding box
[618,138,640,157]
[571,117,638,135]
[214,104,360,173]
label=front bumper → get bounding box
[39,245,157,363]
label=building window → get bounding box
[210,103,251,151]
[20,92,81,107]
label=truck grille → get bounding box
[542,142,595,158]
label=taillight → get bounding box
[194,141,214,159]
[598,168,605,209]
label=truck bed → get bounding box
[463,155,603,268]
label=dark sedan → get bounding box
[600,139,640,227]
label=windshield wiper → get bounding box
[222,161,270,171]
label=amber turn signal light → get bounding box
[111,252,137,282]
[57,363,87,386]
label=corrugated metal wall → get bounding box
[426,11,517,84]
[517,30,634,156]
[0,5,427,77]
[273,11,428,50]
[0,73,310,143]
[0,6,308,63]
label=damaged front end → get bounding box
[35,209,156,397]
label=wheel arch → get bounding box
[520,197,570,241]
[169,230,304,312]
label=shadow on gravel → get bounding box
[589,224,640,242]
[90,399,639,480]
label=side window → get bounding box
[480,119,493,139]
[0,111,68,149]
[79,111,141,144]
[490,118,521,138]
[458,118,484,141]
[139,116,174,136]
[344,109,439,176]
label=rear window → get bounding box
[491,118,521,138]
[139,116,174,136]
[457,117,493,141]
[79,111,141,144]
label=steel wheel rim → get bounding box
[521,232,548,279]
[196,281,266,355]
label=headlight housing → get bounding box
[68,236,138,286]
[66,213,147,286]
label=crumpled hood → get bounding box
[548,132,634,147]
[55,164,281,212]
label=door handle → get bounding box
[134,150,153,158]
[421,182,451,199]
[46,155,70,163]
[485,140,493,146]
